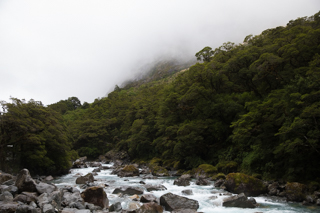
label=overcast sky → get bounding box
[1,0,319,105]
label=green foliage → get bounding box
[0,98,75,175]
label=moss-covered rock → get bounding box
[285,182,307,202]
[150,165,169,176]
[224,173,267,197]
[211,173,226,180]
[193,164,217,178]
[118,165,139,177]
[216,161,238,174]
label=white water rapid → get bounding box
[52,163,320,213]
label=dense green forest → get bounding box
[1,11,320,181]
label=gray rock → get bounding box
[214,179,225,188]
[15,169,37,193]
[0,173,13,184]
[173,175,191,187]
[268,182,280,196]
[160,193,199,211]
[42,203,55,213]
[62,191,83,207]
[81,186,109,209]
[140,194,158,203]
[0,191,13,202]
[195,176,210,186]
[73,156,87,168]
[36,182,58,194]
[222,193,256,208]
[109,202,122,212]
[13,192,38,204]
[172,209,197,213]
[181,189,193,195]
[112,186,144,195]
[144,184,167,192]
[2,185,18,196]
[136,202,163,213]
[16,204,38,213]
[0,201,19,212]
[76,173,94,184]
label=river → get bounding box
[53,163,320,213]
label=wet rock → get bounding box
[72,156,88,168]
[15,169,37,193]
[75,173,94,184]
[127,202,142,211]
[87,162,102,168]
[316,198,320,206]
[140,194,158,203]
[224,173,267,197]
[112,186,144,195]
[130,194,140,201]
[81,186,109,209]
[181,189,193,195]
[142,174,158,179]
[144,184,167,192]
[160,193,199,211]
[92,168,101,173]
[173,174,191,187]
[118,165,140,177]
[0,173,13,184]
[109,202,122,212]
[195,176,210,186]
[222,193,256,208]
[214,179,225,188]
[285,182,307,202]
[136,202,163,213]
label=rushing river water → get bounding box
[53,163,320,213]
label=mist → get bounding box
[1,0,319,105]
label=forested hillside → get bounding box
[1,11,320,181]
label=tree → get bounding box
[195,46,214,62]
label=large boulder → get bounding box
[62,191,84,207]
[140,194,158,203]
[118,165,139,177]
[15,169,37,193]
[112,186,144,195]
[72,156,87,168]
[285,182,307,202]
[36,182,58,194]
[144,184,167,192]
[81,186,109,209]
[136,202,163,213]
[160,193,199,212]
[75,173,94,184]
[0,173,13,184]
[222,193,257,208]
[173,174,191,186]
[224,173,267,196]
[195,175,210,186]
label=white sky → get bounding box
[0,0,319,105]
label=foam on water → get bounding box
[53,164,320,213]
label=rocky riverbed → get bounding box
[1,157,320,212]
